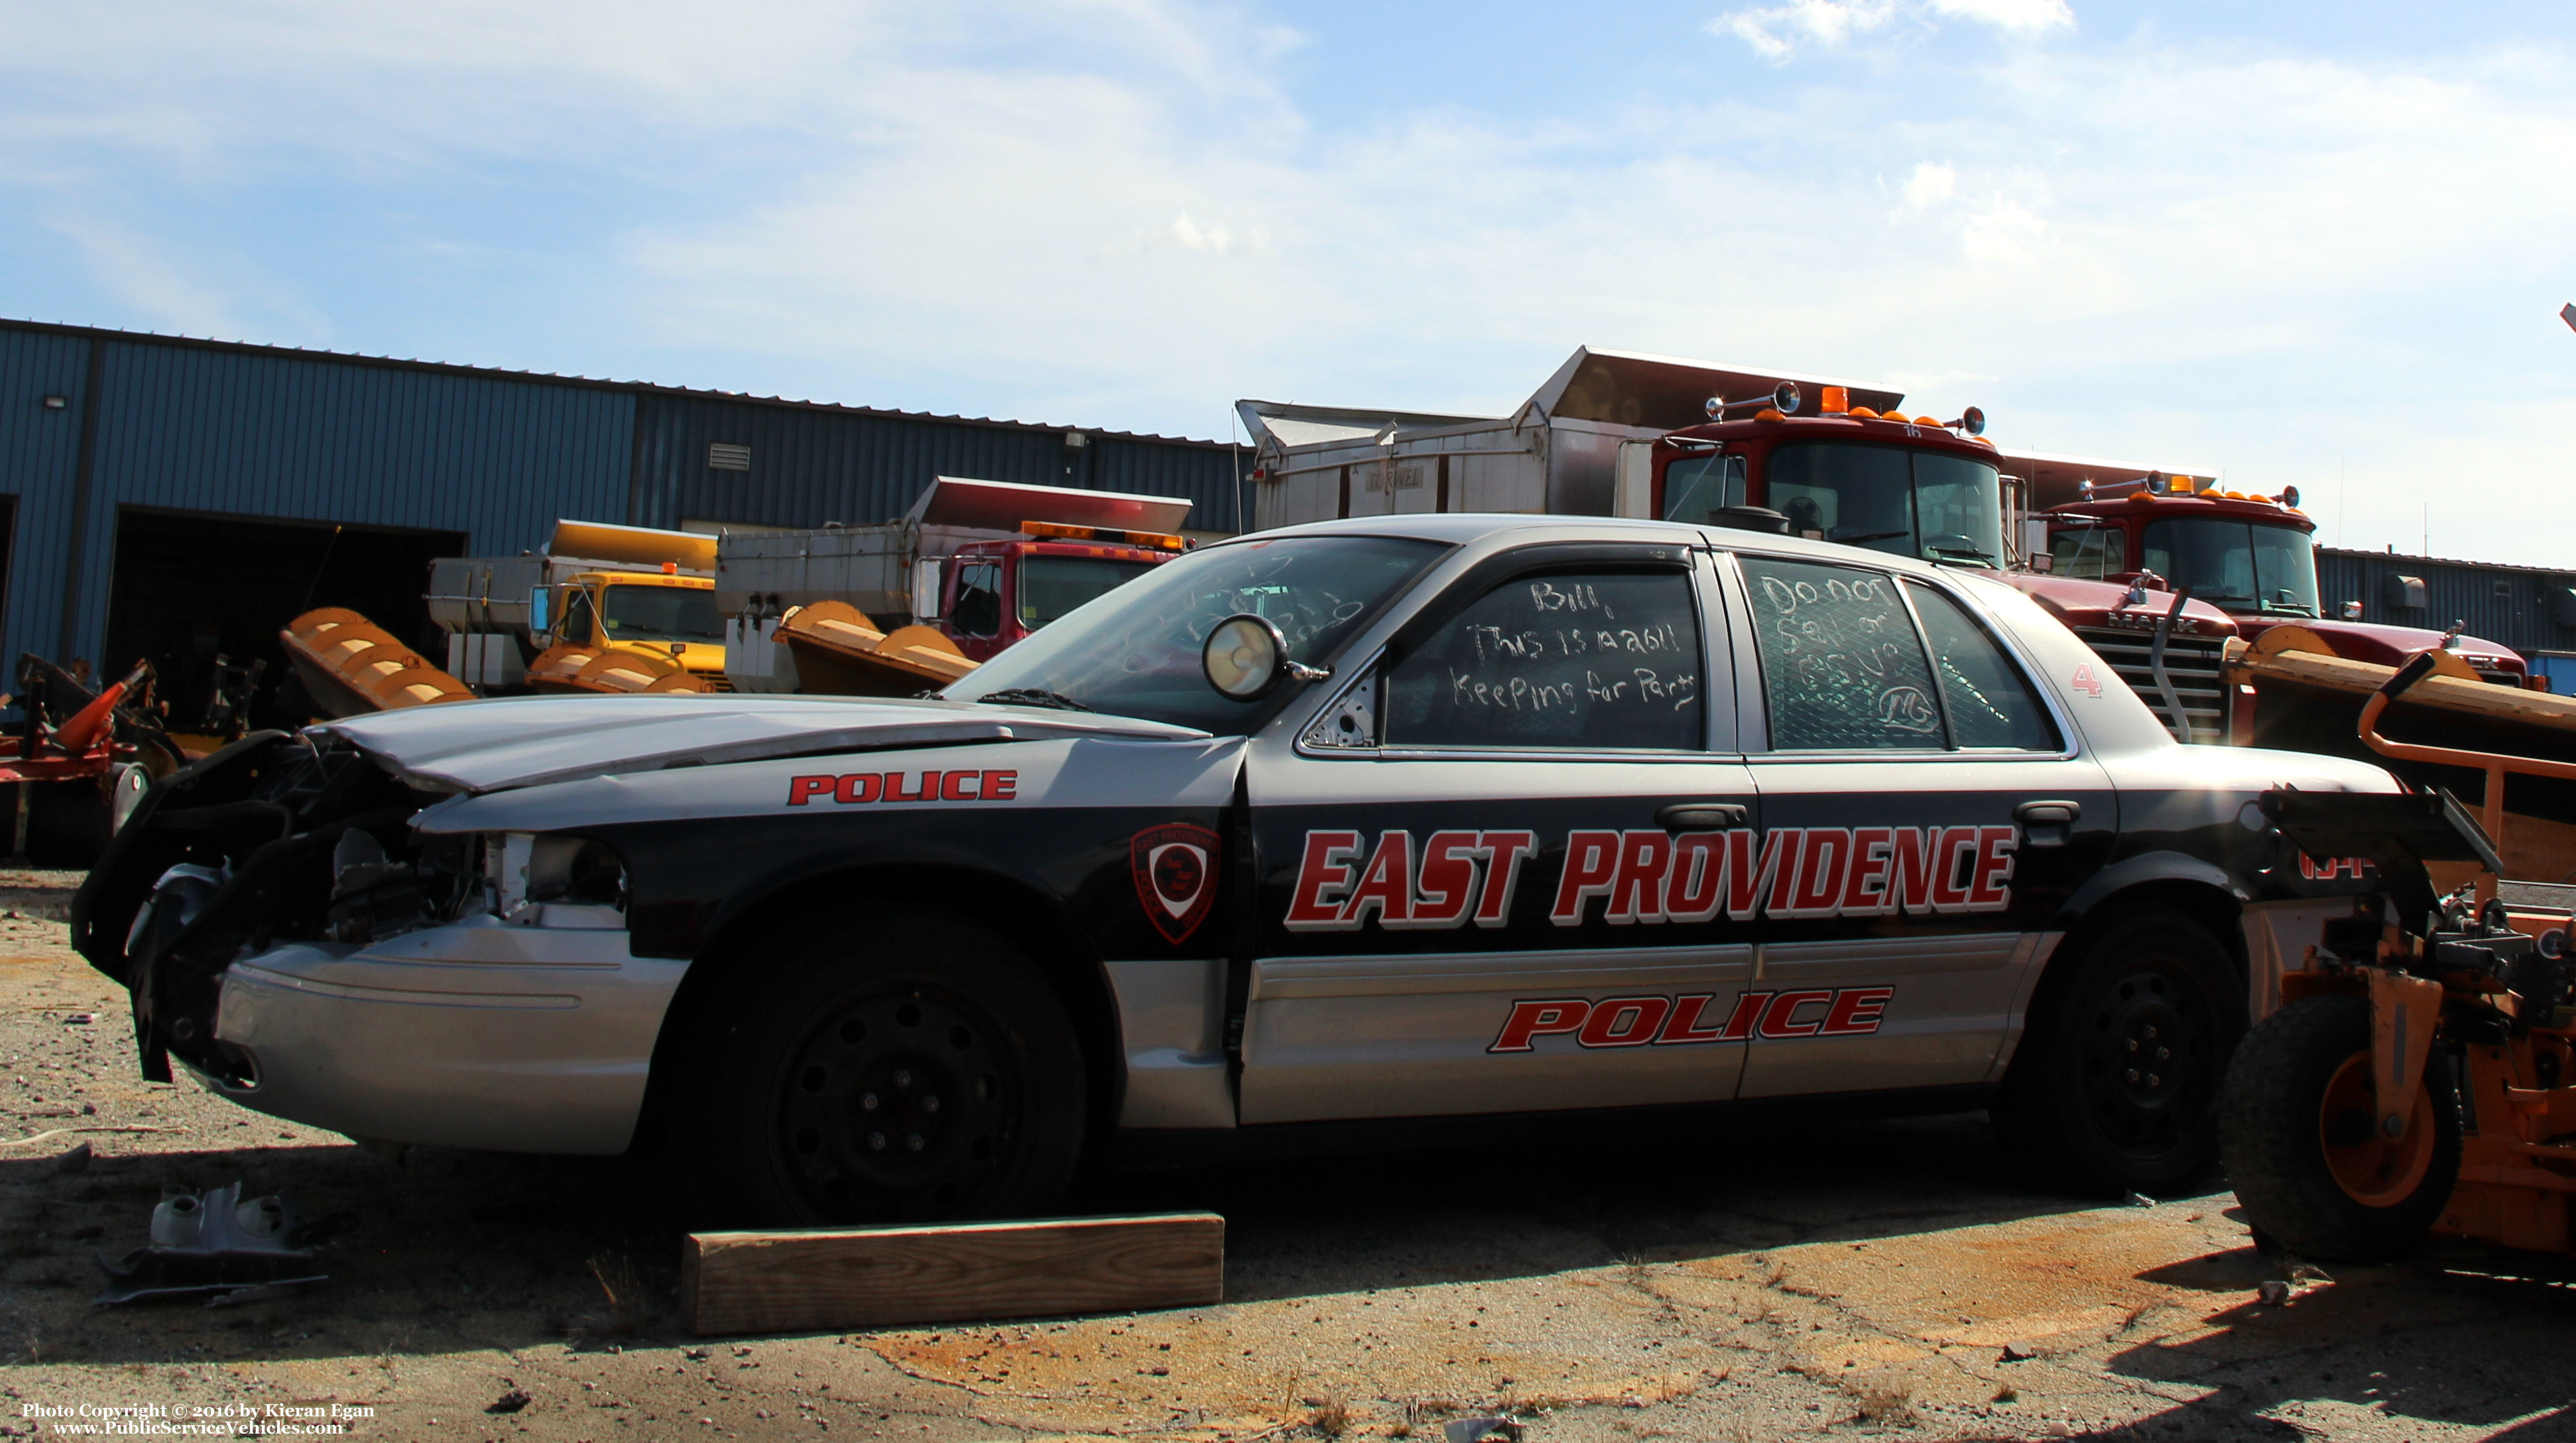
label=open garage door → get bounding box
[103,508,467,736]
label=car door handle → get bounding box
[2014,800,2082,827]
[1657,802,1749,831]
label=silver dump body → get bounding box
[715,475,1196,624]
[1241,347,1902,532]
[425,555,551,644]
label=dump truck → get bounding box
[717,475,1190,693]
[1242,347,2246,746]
[428,520,727,695]
[2036,475,2529,754]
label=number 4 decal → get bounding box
[2071,664,2104,697]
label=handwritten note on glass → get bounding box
[1384,570,1704,750]
[1741,557,1945,751]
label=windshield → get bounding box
[600,584,724,642]
[947,535,1446,732]
[1018,555,1162,630]
[2141,517,2319,616]
[1766,441,2004,565]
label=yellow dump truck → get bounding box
[432,521,729,695]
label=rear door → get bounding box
[1721,553,2116,1099]
[1239,541,1765,1124]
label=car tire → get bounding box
[2217,994,2461,1262]
[664,908,1089,1226]
[1994,909,2243,1195]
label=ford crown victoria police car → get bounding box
[75,515,2396,1223]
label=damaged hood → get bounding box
[316,694,1208,795]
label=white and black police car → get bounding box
[76,514,2396,1222]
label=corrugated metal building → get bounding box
[0,317,1241,724]
[2317,547,2576,664]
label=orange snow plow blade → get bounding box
[525,642,710,695]
[776,602,977,697]
[280,609,477,717]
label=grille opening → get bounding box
[2073,628,2227,745]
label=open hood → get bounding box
[316,694,1207,796]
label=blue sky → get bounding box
[4,1,2573,561]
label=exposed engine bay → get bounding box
[71,728,625,1088]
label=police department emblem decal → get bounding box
[1131,823,1219,945]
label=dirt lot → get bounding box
[2,869,2572,1442]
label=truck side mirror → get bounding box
[529,586,552,634]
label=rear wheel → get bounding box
[1994,909,2242,1194]
[2218,994,2461,1261]
[664,910,1088,1226]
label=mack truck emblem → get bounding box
[1132,823,1221,944]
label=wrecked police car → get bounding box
[75,515,2398,1223]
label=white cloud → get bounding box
[1711,1,1898,63]
[1898,160,1957,211]
[1927,0,2073,34]
[1710,0,2069,60]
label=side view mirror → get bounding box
[528,586,552,634]
[1201,614,1329,701]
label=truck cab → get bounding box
[1638,385,2008,567]
[2041,481,2528,687]
[540,571,731,682]
[936,526,1182,663]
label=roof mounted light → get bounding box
[1820,385,1849,416]
[1947,406,1986,436]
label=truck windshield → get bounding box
[1767,442,2004,565]
[600,585,725,642]
[948,535,1446,732]
[1018,555,1162,630]
[2141,518,2319,616]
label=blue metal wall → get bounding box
[2318,548,2576,658]
[0,329,94,671]
[52,339,635,668]
[0,319,1240,691]
[629,394,1243,535]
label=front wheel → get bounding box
[2218,994,2461,1262]
[1994,909,2243,1194]
[663,909,1089,1226]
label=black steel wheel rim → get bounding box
[2078,960,2213,1155]
[774,982,1024,1221]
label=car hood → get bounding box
[316,693,1209,795]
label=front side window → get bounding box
[1766,442,2004,565]
[2049,524,2128,579]
[1018,555,1160,630]
[1741,557,1945,751]
[944,535,1445,733]
[1661,453,1748,524]
[951,563,1003,637]
[2141,518,2319,617]
[558,587,599,647]
[599,585,723,643]
[1382,569,1704,750]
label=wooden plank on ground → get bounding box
[682,1212,1224,1336]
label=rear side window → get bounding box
[1905,581,2059,750]
[1383,569,1704,750]
[1739,557,1944,750]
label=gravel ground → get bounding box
[0,870,2570,1442]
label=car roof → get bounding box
[1217,512,1971,584]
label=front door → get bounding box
[1238,542,1768,1125]
[1720,553,2116,1100]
